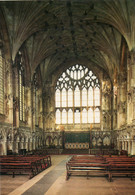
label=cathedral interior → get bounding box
[0,0,135,156]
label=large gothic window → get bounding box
[0,49,4,114]
[55,64,100,124]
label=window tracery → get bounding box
[55,64,100,124]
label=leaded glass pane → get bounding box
[95,87,100,106]
[68,89,73,107]
[55,89,60,107]
[62,109,67,124]
[88,108,93,123]
[68,109,73,124]
[56,109,60,124]
[75,110,80,123]
[74,86,80,107]
[95,108,100,123]
[62,88,66,107]
[82,108,87,123]
[88,87,93,106]
[82,88,87,106]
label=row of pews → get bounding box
[66,155,135,181]
[0,155,51,179]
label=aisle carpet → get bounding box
[23,157,69,195]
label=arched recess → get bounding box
[13,46,31,127]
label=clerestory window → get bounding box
[55,64,100,124]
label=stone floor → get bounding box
[1,155,135,195]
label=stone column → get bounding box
[117,139,120,151]
[15,141,19,154]
[131,140,135,155]
[130,141,133,155]
[5,60,14,124]
[122,141,124,150]
[30,139,33,151]
[32,138,36,150]
[3,139,7,155]
[128,140,131,154]
[117,72,127,128]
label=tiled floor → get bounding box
[1,155,135,195]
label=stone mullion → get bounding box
[31,84,35,132]
[39,89,43,129]
[100,84,103,130]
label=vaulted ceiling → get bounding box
[0,0,135,85]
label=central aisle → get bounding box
[23,157,69,195]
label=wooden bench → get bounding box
[0,161,37,179]
[0,155,51,178]
[66,155,109,180]
[66,155,135,181]
[108,163,135,181]
[66,162,109,180]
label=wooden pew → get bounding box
[66,155,109,180]
[0,155,51,178]
[108,162,135,181]
[105,156,135,181]
[66,155,135,181]
[0,161,37,179]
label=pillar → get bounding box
[3,139,7,155]
[131,140,135,155]
[128,140,131,154]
